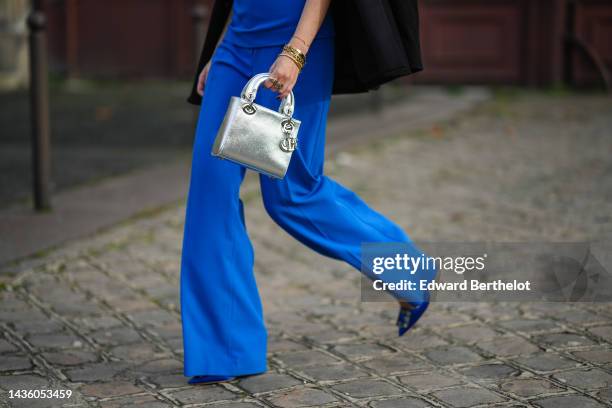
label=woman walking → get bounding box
[181,0,431,384]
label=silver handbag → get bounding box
[211,72,301,179]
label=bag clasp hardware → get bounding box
[280,136,297,152]
[242,103,257,115]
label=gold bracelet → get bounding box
[279,51,305,71]
[282,44,306,66]
[280,51,305,71]
[283,45,305,63]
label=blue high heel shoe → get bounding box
[188,375,235,385]
[396,294,430,337]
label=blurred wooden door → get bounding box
[43,0,212,78]
[570,0,612,87]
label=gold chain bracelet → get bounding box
[279,44,306,71]
[283,44,306,65]
[292,35,310,49]
[279,52,305,71]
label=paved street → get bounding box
[1,91,612,407]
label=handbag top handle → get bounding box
[240,73,296,119]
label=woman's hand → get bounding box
[196,61,211,96]
[264,55,300,99]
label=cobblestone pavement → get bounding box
[1,91,612,407]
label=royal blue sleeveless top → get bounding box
[223,0,335,47]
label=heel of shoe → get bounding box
[396,296,430,337]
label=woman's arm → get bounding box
[265,0,332,99]
[197,9,233,96]
[290,0,332,55]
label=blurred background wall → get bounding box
[40,0,204,80]
[9,0,608,89]
[0,0,29,89]
[417,0,611,88]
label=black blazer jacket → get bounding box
[187,0,423,105]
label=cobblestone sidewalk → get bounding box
[1,91,612,407]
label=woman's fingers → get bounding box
[276,77,296,99]
[266,74,286,92]
[269,74,295,98]
[197,74,204,96]
[197,63,210,96]
[267,56,300,98]
[264,60,279,90]
[263,78,275,90]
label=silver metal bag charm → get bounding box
[211,73,301,179]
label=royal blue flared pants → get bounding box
[180,37,419,377]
